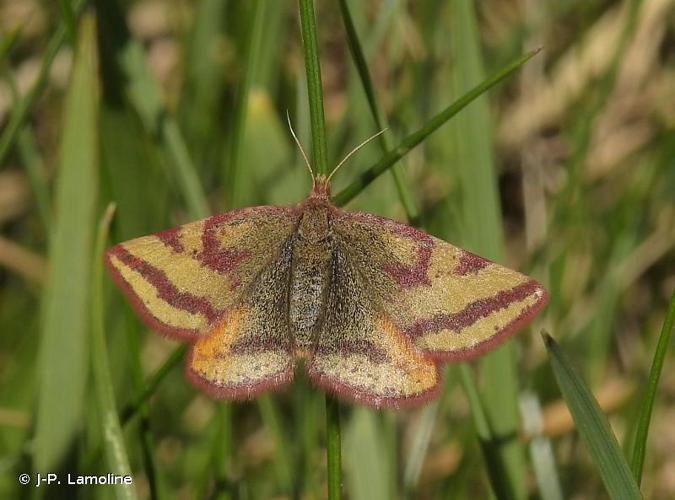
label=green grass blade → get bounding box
[403,400,440,490]
[227,0,264,208]
[17,127,52,232]
[298,0,328,175]
[0,0,87,165]
[459,365,516,500]
[344,407,391,500]
[257,395,293,492]
[332,48,540,206]
[447,1,525,496]
[0,23,24,63]
[448,0,504,260]
[3,71,53,232]
[160,118,210,218]
[178,0,228,169]
[630,290,675,484]
[34,11,99,471]
[337,0,418,222]
[98,3,209,219]
[250,1,288,88]
[119,344,188,425]
[543,333,641,499]
[58,0,78,42]
[96,0,207,220]
[91,204,137,500]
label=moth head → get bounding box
[311,175,331,199]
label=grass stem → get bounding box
[298,0,328,175]
[326,395,342,500]
[298,3,342,497]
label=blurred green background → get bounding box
[1,0,674,498]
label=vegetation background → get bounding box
[0,0,674,498]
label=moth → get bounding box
[105,129,548,409]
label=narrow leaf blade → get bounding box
[34,11,99,471]
[630,291,675,483]
[543,333,641,499]
[91,204,137,500]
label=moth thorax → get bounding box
[297,206,330,243]
[290,210,333,353]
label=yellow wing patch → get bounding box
[334,212,548,362]
[105,207,297,338]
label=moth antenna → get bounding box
[286,110,314,182]
[327,128,388,183]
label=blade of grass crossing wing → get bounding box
[543,334,641,499]
[630,291,675,484]
[34,12,99,471]
[91,204,137,500]
[446,0,525,497]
